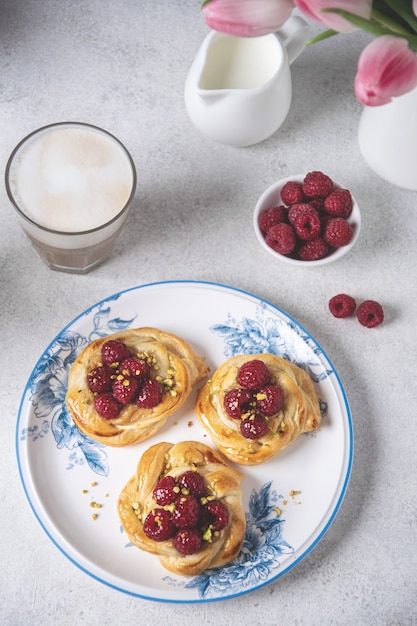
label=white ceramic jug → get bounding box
[184,16,309,147]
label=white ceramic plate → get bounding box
[16,280,353,603]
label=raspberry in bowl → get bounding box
[253,172,361,266]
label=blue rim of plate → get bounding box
[15,280,353,603]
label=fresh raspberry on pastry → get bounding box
[196,354,322,465]
[117,441,246,576]
[66,327,209,447]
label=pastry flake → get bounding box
[117,440,246,576]
[66,327,209,447]
[196,353,322,465]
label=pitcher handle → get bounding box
[276,15,310,65]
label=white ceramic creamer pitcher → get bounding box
[184,16,309,147]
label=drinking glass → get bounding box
[5,122,137,273]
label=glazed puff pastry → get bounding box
[196,353,322,466]
[66,327,209,447]
[117,441,246,576]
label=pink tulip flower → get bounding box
[354,35,417,106]
[201,0,294,37]
[293,0,371,33]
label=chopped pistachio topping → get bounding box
[203,526,213,542]
[137,351,158,370]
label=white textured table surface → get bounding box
[1,1,416,624]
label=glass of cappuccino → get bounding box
[5,122,136,273]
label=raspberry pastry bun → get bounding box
[196,354,322,465]
[117,441,246,576]
[66,327,209,447]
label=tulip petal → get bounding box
[293,0,371,33]
[354,35,417,106]
[202,0,293,37]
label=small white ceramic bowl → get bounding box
[253,174,361,267]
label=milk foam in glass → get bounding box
[5,122,137,273]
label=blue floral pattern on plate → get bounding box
[182,482,293,599]
[20,301,136,476]
[210,301,332,383]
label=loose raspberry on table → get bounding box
[256,384,284,416]
[303,171,334,199]
[135,379,163,408]
[178,471,206,498]
[292,208,321,241]
[297,237,329,261]
[87,365,113,393]
[174,528,202,555]
[357,300,384,328]
[324,189,353,218]
[112,375,140,405]
[143,509,176,542]
[280,180,305,205]
[258,205,287,234]
[94,393,121,420]
[119,356,150,381]
[323,218,354,247]
[223,388,253,418]
[265,222,296,255]
[172,495,201,529]
[101,340,131,367]
[153,475,178,506]
[240,414,268,439]
[237,359,269,390]
[328,294,357,318]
